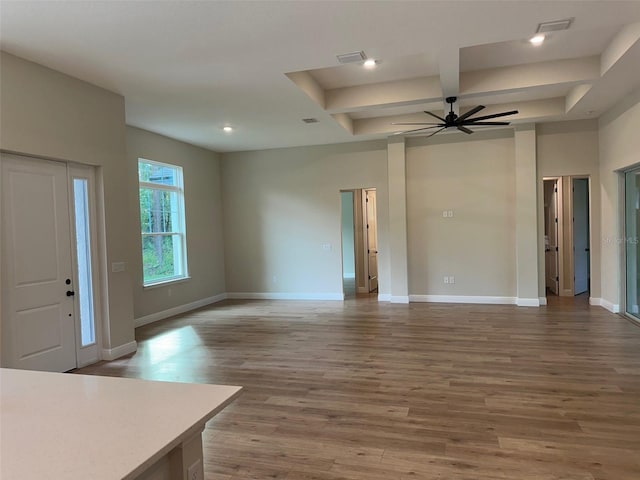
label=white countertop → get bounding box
[0,368,242,480]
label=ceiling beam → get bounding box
[324,76,441,113]
[460,57,600,97]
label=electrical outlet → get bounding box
[449,276,455,284]
[442,210,448,218]
[187,459,202,480]
[444,276,449,284]
[448,210,454,218]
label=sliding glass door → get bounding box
[625,168,640,319]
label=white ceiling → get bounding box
[1,1,640,152]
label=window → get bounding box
[138,159,188,286]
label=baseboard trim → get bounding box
[517,297,541,307]
[134,293,228,328]
[390,295,410,304]
[378,294,391,302]
[102,341,137,361]
[226,292,344,301]
[409,295,517,305]
[590,297,621,313]
[539,297,548,306]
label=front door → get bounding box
[365,189,378,293]
[1,154,77,371]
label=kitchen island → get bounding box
[0,368,242,479]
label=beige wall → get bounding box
[0,52,134,350]
[406,131,517,297]
[221,141,389,298]
[126,127,226,319]
[536,120,601,299]
[599,90,640,310]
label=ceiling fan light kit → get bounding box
[392,96,518,138]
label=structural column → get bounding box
[387,136,409,303]
[514,124,540,306]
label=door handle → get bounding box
[66,290,75,297]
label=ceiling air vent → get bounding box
[536,19,573,33]
[336,51,367,64]
[302,118,319,124]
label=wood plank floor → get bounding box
[77,296,640,480]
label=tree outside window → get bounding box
[138,159,188,285]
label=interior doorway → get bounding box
[572,178,590,295]
[364,188,379,293]
[1,153,101,371]
[340,191,356,298]
[543,178,560,296]
[339,188,379,299]
[542,175,592,302]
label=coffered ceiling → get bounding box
[1,1,639,152]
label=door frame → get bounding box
[564,175,592,297]
[543,177,562,296]
[68,163,103,368]
[570,176,591,296]
[339,189,357,299]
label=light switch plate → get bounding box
[111,262,125,273]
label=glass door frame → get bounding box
[623,166,640,324]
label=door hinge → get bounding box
[556,276,559,281]
[368,275,371,279]
[554,187,557,193]
[555,218,557,223]
[555,246,558,252]
[366,224,369,229]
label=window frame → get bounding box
[138,158,189,287]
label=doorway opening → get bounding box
[340,188,379,299]
[543,178,561,296]
[572,178,590,296]
[340,191,356,298]
[542,176,591,303]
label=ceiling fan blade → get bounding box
[456,105,485,123]
[392,126,443,135]
[391,122,443,126]
[423,126,447,138]
[465,110,518,122]
[465,121,510,126]
[424,110,446,122]
[457,125,473,134]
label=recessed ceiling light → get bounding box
[529,35,545,46]
[223,126,233,133]
[363,59,377,68]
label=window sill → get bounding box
[143,276,191,290]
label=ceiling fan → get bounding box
[392,96,518,138]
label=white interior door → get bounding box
[365,189,378,293]
[1,154,77,372]
[573,178,590,295]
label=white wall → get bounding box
[598,89,640,310]
[221,141,389,299]
[0,52,134,351]
[406,131,517,298]
[126,127,226,320]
